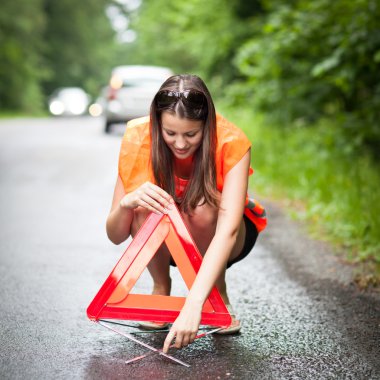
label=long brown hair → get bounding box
[150,74,219,212]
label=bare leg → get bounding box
[215,270,230,304]
[181,203,247,304]
[146,243,171,295]
[131,208,171,296]
[180,203,218,255]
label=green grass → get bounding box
[0,110,49,118]
[219,106,380,277]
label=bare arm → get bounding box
[106,176,134,244]
[163,149,251,352]
[106,176,173,245]
[187,150,250,303]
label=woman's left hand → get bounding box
[163,301,202,353]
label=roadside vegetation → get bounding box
[220,106,380,286]
[1,0,379,282]
[128,0,380,283]
[0,110,48,118]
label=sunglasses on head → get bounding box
[155,90,206,109]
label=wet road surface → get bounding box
[0,117,379,379]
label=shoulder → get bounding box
[214,112,252,186]
[123,116,150,144]
[215,112,250,146]
[118,115,153,192]
[126,115,150,129]
[120,115,150,158]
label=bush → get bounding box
[232,0,380,155]
[220,105,380,264]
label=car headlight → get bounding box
[89,103,103,117]
[49,100,65,115]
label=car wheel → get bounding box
[105,120,113,133]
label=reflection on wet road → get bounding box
[0,117,379,379]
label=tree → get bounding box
[125,0,265,94]
[234,0,380,151]
[0,0,47,112]
[42,0,117,97]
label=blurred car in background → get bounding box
[48,87,91,116]
[103,65,173,133]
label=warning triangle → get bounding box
[87,203,232,326]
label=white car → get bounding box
[103,65,173,133]
[48,87,91,116]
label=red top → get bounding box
[174,175,189,198]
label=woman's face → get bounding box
[161,111,204,160]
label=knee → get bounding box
[131,207,151,236]
[182,203,218,232]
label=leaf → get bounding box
[311,56,340,77]
[374,50,380,63]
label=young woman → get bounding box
[106,74,265,354]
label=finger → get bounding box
[139,194,166,214]
[138,199,163,215]
[182,334,190,348]
[163,330,176,354]
[142,188,170,213]
[189,332,197,344]
[174,332,183,349]
[148,183,173,204]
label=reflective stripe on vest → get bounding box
[244,197,267,233]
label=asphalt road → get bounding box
[0,117,379,380]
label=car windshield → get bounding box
[59,89,87,99]
[122,78,164,88]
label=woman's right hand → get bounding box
[119,182,173,215]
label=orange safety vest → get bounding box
[118,114,267,232]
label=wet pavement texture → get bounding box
[0,117,379,380]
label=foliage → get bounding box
[42,0,116,97]
[0,0,47,112]
[233,0,380,154]
[220,105,380,264]
[125,0,264,94]
[0,0,117,113]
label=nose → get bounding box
[174,136,187,149]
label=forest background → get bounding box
[1,0,379,285]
